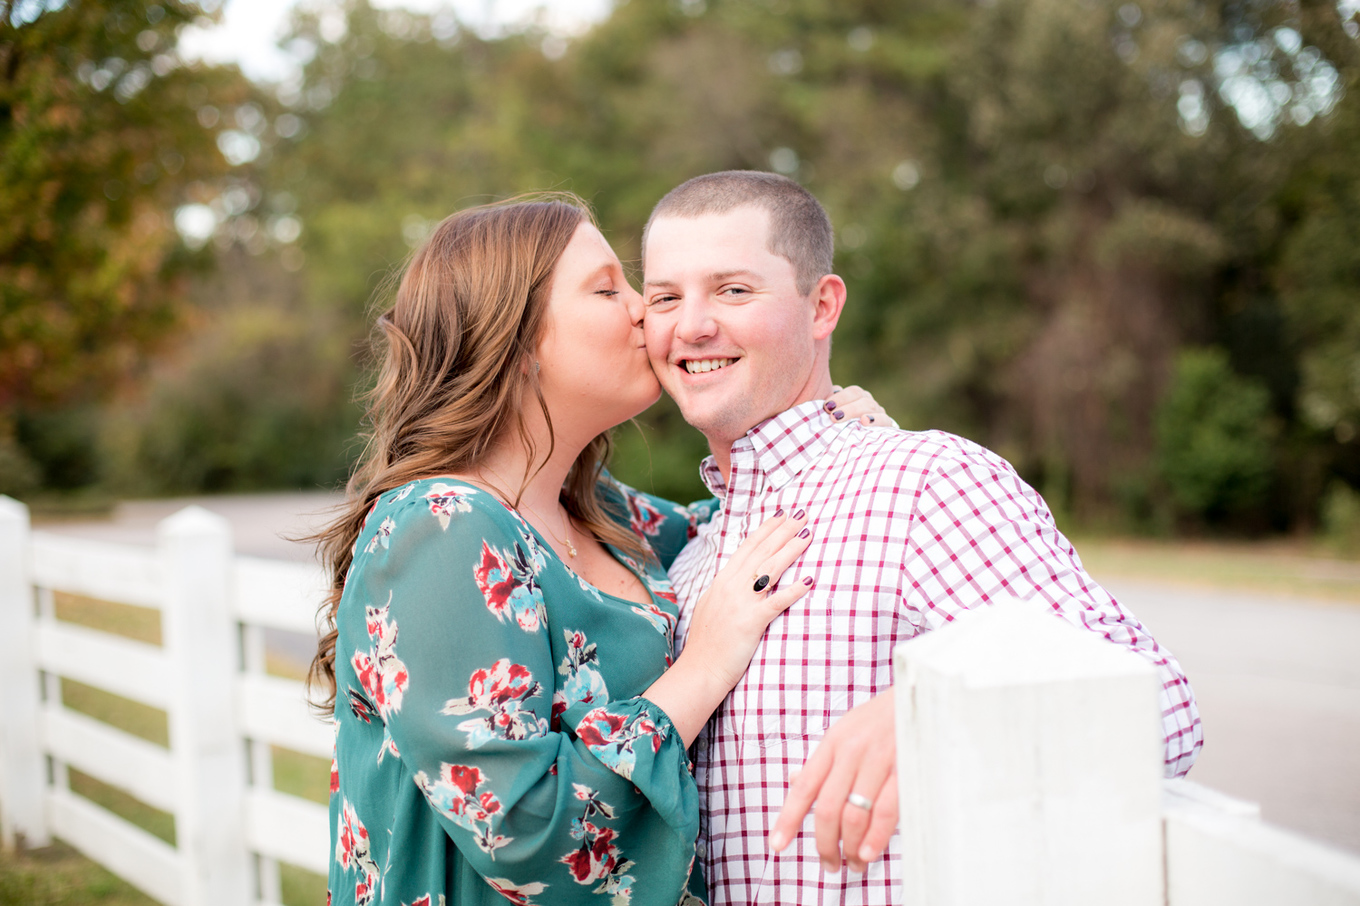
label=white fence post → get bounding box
[159,506,251,906]
[0,495,49,850]
[894,597,1165,906]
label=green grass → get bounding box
[52,593,161,646]
[59,680,169,749]
[1071,535,1360,604]
[66,770,175,847]
[280,863,328,906]
[0,840,157,906]
[272,747,331,806]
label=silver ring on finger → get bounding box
[752,574,771,593]
[846,792,873,811]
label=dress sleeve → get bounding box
[605,478,720,570]
[344,489,700,904]
[904,441,1203,778]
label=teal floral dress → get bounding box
[328,476,716,906]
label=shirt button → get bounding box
[696,737,708,751]
[697,839,708,859]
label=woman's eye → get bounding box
[595,289,620,298]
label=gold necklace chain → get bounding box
[476,465,578,558]
[518,501,578,558]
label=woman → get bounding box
[310,195,882,905]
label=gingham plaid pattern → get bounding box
[670,400,1203,906]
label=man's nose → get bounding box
[674,296,718,343]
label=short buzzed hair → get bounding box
[644,170,834,296]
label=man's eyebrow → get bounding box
[644,269,761,289]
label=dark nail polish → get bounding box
[774,507,784,517]
[798,527,810,539]
[793,509,806,520]
[803,576,814,586]
[824,400,837,411]
[834,409,845,420]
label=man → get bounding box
[641,171,1202,905]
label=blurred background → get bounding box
[2,0,1359,543]
[3,0,1360,901]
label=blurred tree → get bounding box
[1155,347,1275,524]
[0,0,255,492]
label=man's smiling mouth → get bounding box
[683,357,738,374]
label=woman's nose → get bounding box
[624,285,645,327]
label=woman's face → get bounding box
[535,222,661,441]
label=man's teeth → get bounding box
[684,358,736,374]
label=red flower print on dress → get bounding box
[404,896,430,906]
[441,659,549,748]
[551,629,608,730]
[335,799,380,906]
[560,784,636,904]
[423,482,475,529]
[574,708,663,783]
[351,597,409,721]
[484,877,547,905]
[474,540,547,632]
[623,490,665,539]
[413,762,511,857]
[629,602,677,638]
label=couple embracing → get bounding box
[312,171,1201,906]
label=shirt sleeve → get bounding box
[904,438,1203,777]
[605,478,720,571]
[344,492,700,904]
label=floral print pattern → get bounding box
[574,707,664,783]
[351,599,408,720]
[441,659,550,748]
[336,799,379,906]
[475,540,548,632]
[329,476,713,905]
[423,481,475,529]
[414,762,510,857]
[561,784,637,904]
[552,629,608,728]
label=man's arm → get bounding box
[773,436,1203,871]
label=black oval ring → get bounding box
[753,574,771,593]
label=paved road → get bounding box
[37,494,1360,855]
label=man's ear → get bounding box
[810,274,847,341]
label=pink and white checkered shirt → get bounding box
[669,399,1202,905]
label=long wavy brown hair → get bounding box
[307,195,644,714]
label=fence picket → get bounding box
[0,496,47,848]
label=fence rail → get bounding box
[3,496,1360,905]
[0,498,330,906]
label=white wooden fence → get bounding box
[895,597,1360,905]
[0,497,331,906]
[3,496,1360,905]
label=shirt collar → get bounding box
[697,399,837,497]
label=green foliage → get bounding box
[1155,349,1275,522]
[1321,480,1360,556]
[9,0,1360,536]
[100,302,358,494]
[0,0,253,409]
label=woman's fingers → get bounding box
[726,507,808,576]
[825,384,894,426]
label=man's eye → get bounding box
[720,286,749,297]
[646,295,677,308]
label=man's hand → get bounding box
[769,689,899,873]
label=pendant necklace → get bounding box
[475,464,578,558]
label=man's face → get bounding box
[643,206,822,449]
